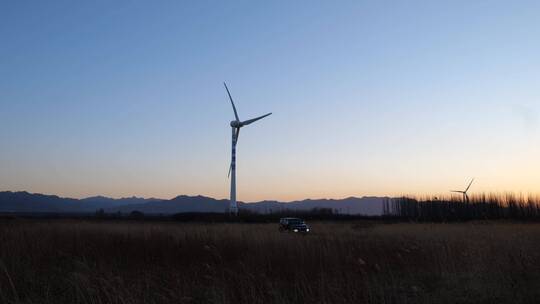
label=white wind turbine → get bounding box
[450,178,475,203]
[224,83,272,215]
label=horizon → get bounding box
[1,189,390,202]
[3,188,540,204]
[2,1,540,201]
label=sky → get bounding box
[1,1,540,201]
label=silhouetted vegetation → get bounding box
[386,193,540,221]
[129,210,145,219]
[94,208,106,218]
[170,207,380,223]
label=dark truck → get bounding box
[279,218,310,233]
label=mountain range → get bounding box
[0,191,389,216]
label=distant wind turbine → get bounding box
[224,83,272,215]
[450,178,475,202]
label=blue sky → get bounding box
[1,1,540,200]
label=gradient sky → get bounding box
[1,1,540,201]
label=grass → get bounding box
[1,219,540,303]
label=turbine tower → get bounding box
[450,178,475,202]
[224,82,271,215]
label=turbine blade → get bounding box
[450,190,464,193]
[465,178,475,192]
[241,112,272,126]
[228,163,232,178]
[224,82,240,121]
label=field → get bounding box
[1,220,540,304]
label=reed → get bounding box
[1,220,539,303]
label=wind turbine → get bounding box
[450,178,475,202]
[224,82,272,215]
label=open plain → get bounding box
[0,220,539,304]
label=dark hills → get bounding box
[0,191,388,215]
[0,191,159,213]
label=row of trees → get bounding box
[384,194,540,221]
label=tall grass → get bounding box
[1,220,540,303]
[385,193,540,221]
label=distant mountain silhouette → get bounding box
[109,195,230,214]
[0,191,389,215]
[0,191,160,213]
[81,196,161,209]
[107,196,388,215]
[241,196,386,216]
[0,191,80,213]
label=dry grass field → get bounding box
[1,219,539,304]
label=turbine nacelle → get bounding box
[230,120,242,128]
